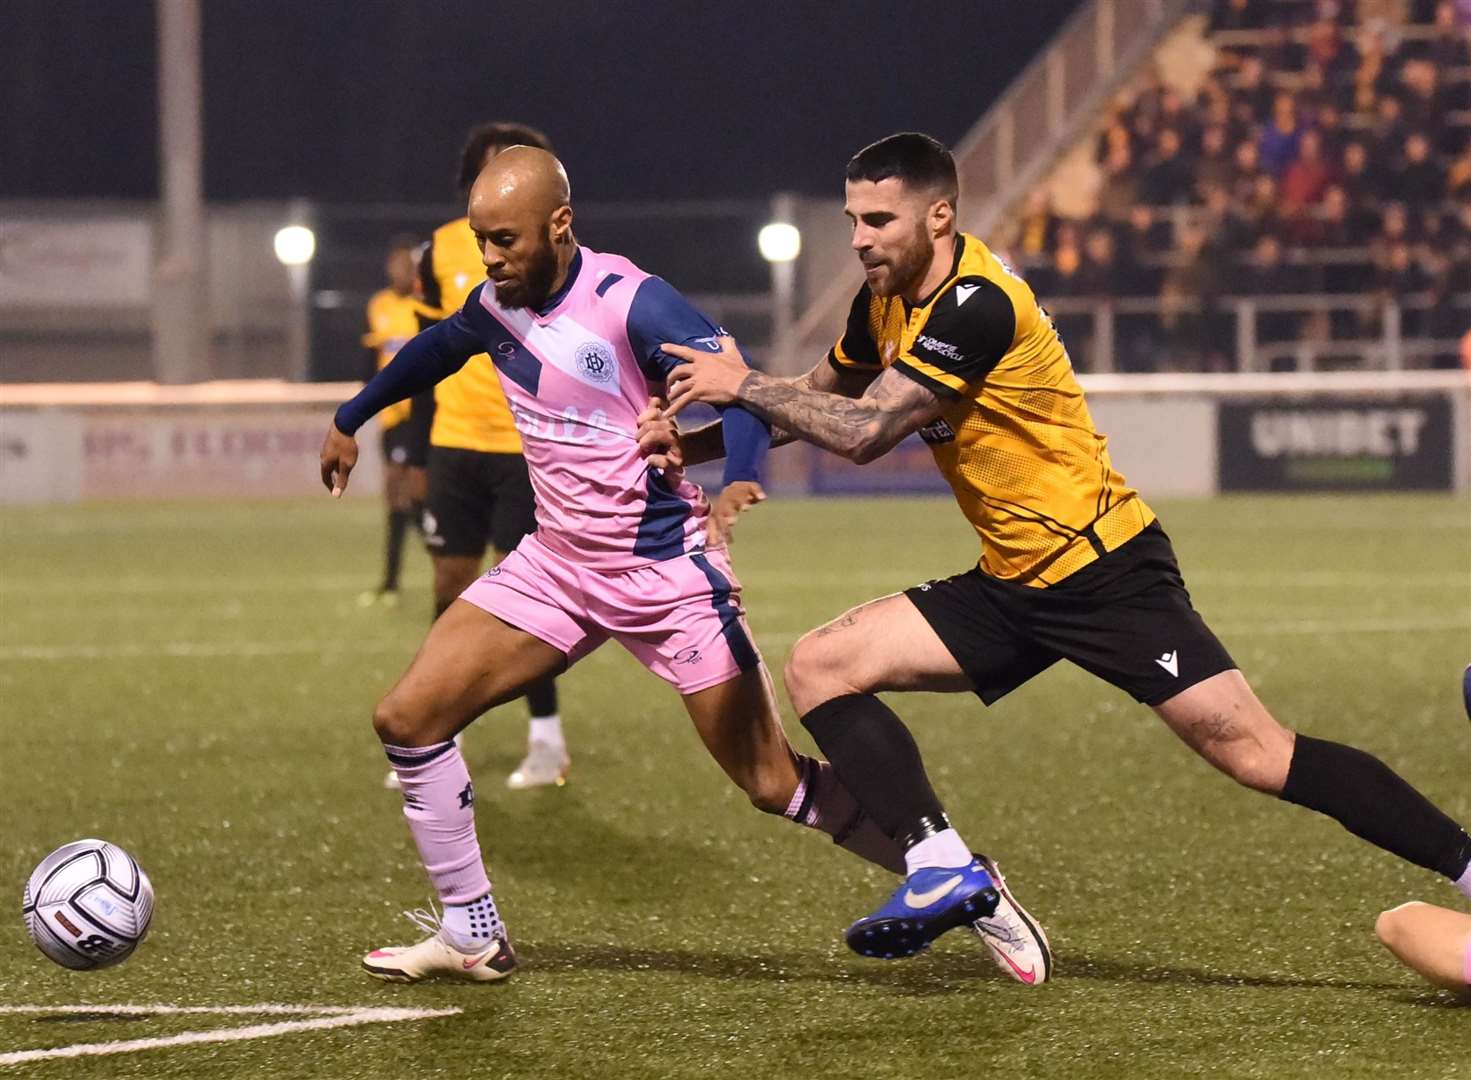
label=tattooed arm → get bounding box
[664,336,943,465]
[642,356,877,466]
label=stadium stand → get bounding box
[990,0,1471,373]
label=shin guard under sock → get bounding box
[1280,734,1471,881]
[800,693,951,849]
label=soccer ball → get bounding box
[22,839,154,970]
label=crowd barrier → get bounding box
[2,372,1467,505]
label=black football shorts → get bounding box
[423,447,537,559]
[906,522,1236,707]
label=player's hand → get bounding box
[706,480,766,548]
[636,397,684,472]
[319,423,359,497]
[663,335,750,417]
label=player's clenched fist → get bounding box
[320,423,359,497]
[635,397,683,471]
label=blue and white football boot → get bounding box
[845,856,1000,959]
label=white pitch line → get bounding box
[0,1004,461,1067]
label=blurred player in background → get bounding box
[404,121,570,791]
[656,131,1471,980]
[321,146,916,983]
[359,234,430,609]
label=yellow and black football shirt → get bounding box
[418,217,523,455]
[829,232,1154,587]
[362,287,423,430]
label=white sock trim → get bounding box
[904,828,972,875]
[529,715,564,747]
[1455,863,1471,902]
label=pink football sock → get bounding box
[785,755,906,875]
[383,741,492,904]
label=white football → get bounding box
[22,839,154,970]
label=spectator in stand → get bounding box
[1243,234,1309,346]
[1202,80,1247,145]
[1196,125,1235,198]
[1230,138,1267,204]
[1097,120,1132,165]
[1397,59,1450,150]
[1233,54,1276,120]
[1017,190,1060,259]
[1074,227,1123,297]
[1202,182,1257,252]
[1282,130,1336,225]
[1340,140,1385,211]
[1306,18,1359,93]
[1159,225,1231,372]
[1159,89,1199,150]
[1389,132,1446,205]
[1314,102,1348,159]
[1370,95,1409,163]
[1140,128,1195,204]
[1317,184,1380,247]
[1351,27,1392,115]
[1098,143,1142,220]
[1259,93,1305,175]
[1427,3,1471,100]
[1449,147,1471,199]
[1121,204,1173,263]
[1047,227,1085,297]
[1378,240,1431,298]
[1240,173,1286,243]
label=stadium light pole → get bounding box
[273,213,316,383]
[759,193,801,370]
[153,0,210,385]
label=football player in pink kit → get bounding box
[320,147,949,983]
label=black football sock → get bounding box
[381,510,412,592]
[1280,734,1471,881]
[800,693,950,849]
[525,678,558,720]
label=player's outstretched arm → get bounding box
[321,305,484,497]
[665,336,943,464]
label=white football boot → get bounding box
[969,854,1053,985]
[362,905,515,984]
[506,740,570,790]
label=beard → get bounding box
[866,221,934,299]
[491,230,560,310]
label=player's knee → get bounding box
[372,690,431,748]
[1220,740,1290,793]
[784,633,857,714]
[743,770,793,816]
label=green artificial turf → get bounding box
[1,495,1467,1079]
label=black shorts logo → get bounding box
[918,418,956,445]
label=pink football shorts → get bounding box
[460,533,762,695]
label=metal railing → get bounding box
[1044,291,1470,372]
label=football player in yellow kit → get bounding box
[652,132,1471,981]
[359,234,430,608]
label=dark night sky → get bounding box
[3,1,1084,205]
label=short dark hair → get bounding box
[386,231,420,254]
[846,132,958,206]
[457,122,555,193]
